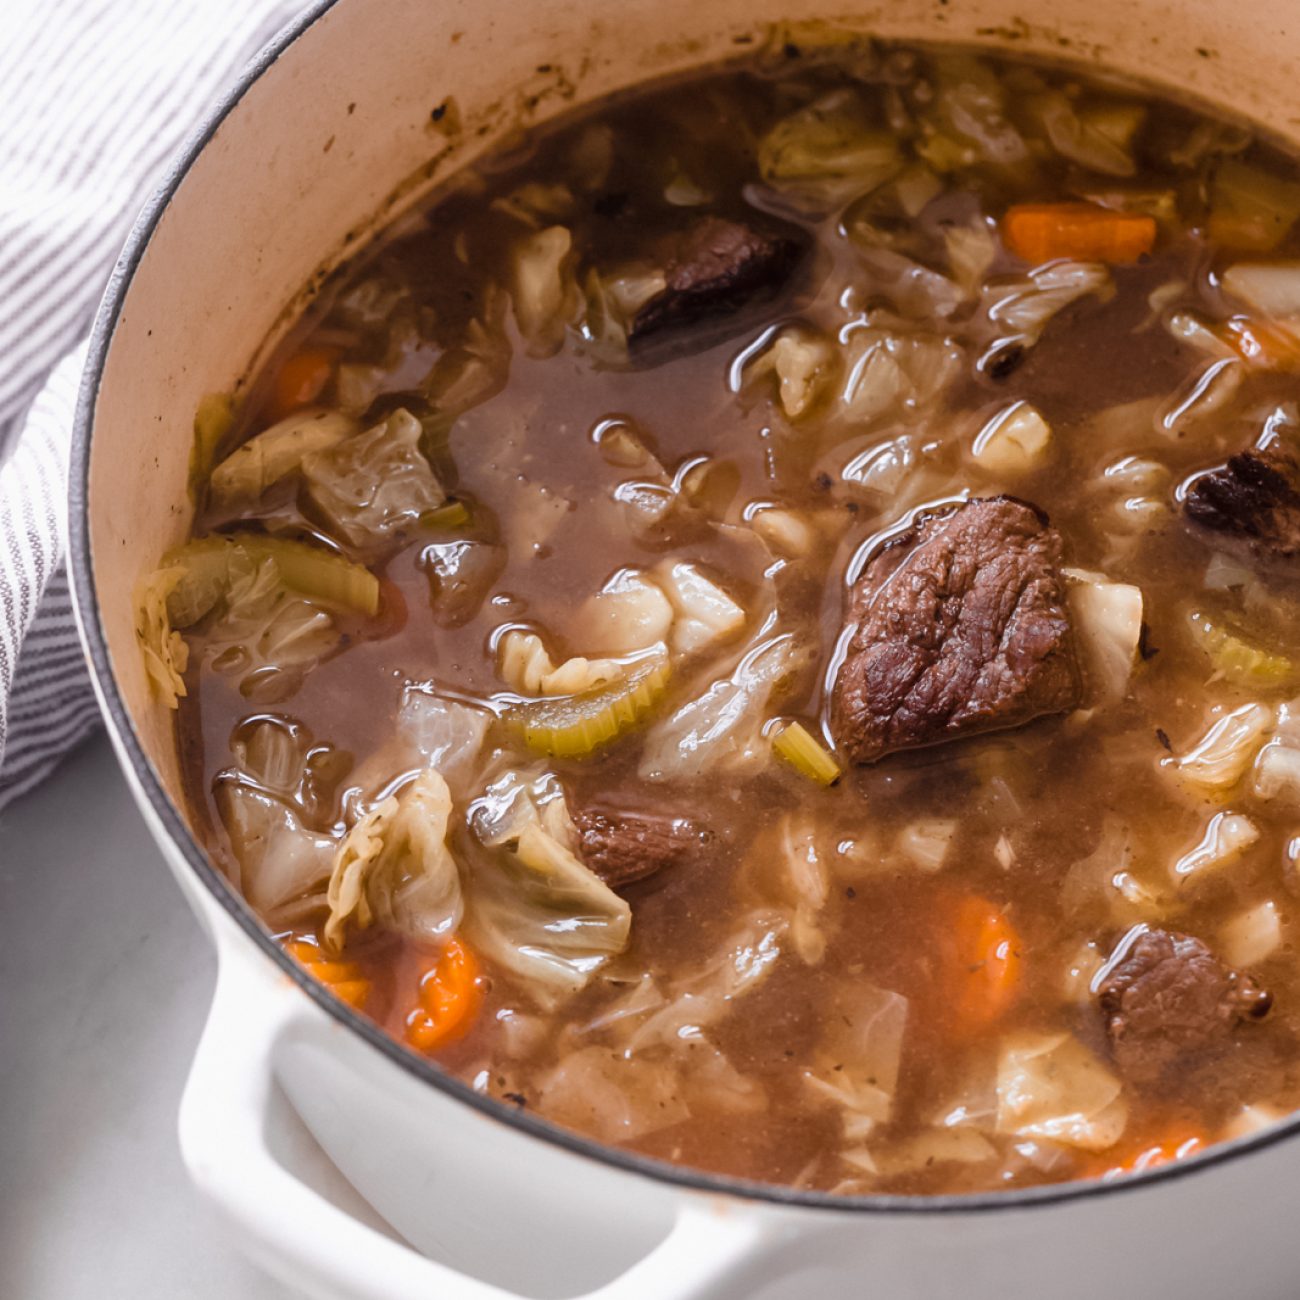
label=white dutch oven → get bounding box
[68,1,1300,1296]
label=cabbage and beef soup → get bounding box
[138,38,1300,1194]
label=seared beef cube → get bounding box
[573,806,711,890]
[1184,443,1300,561]
[831,497,1082,764]
[628,216,807,346]
[1098,927,1272,1087]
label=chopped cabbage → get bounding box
[532,1046,690,1144]
[985,261,1112,347]
[870,1127,997,1179]
[836,321,963,429]
[207,409,358,511]
[1062,569,1143,705]
[971,401,1052,474]
[1220,899,1281,967]
[203,559,340,702]
[1209,160,1300,252]
[1221,262,1300,321]
[1253,742,1300,804]
[325,768,463,952]
[1158,358,1244,436]
[654,561,746,657]
[639,631,803,781]
[1172,811,1260,883]
[916,55,1027,171]
[572,569,674,656]
[134,565,190,707]
[510,225,577,354]
[469,766,575,850]
[750,507,816,558]
[804,983,909,1141]
[1027,93,1142,177]
[466,821,631,1002]
[746,326,838,419]
[1164,702,1274,795]
[944,219,998,295]
[996,1033,1127,1151]
[302,407,445,550]
[758,89,901,205]
[896,818,957,872]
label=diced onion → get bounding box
[1219,899,1282,967]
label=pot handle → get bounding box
[179,934,768,1300]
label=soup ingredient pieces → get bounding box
[758,89,901,203]
[983,260,1112,348]
[772,720,842,785]
[971,401,1053,474]
[1209,160,1300,251]
[996,1033,1128,1151]
[627,216,808,347]
[1061,570,1144,705]
[266,345,342,422]
[162,533,379,624]
[467,821,632,999]
[207,408,358,511]
[639,632,804,781]
[505,652,670,758]
[497,629,627,697]
[134,564,190,707]
[302,407,446,550]
[1221,262,1300,323]
[572,805,712,889]
[1092,1127,1203,1178]
[1164,702,1275,794]
[324,769,464,953]
[1097,927,1272,1087]
[573,570,675,656]
[940,894,1022,1038]
[510,225,577,354]
[1187,610,1293,685]
[1220,899,1282,968]
[190,391,237,496]
[406,936,483,1052]
[285,939,371,1010]
[655,561,746,656]
[1184,442,1300,561]
[1172,811,1261,882]
[1001,203,1155,265]
[835,321,964,430]
[746,325,838,419]
[831,497,1082,763]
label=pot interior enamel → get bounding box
[77,0,1300,1230]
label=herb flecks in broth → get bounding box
[142,41,1300,1195]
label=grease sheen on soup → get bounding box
[142,39,1300,1194]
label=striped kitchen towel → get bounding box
[0,0,306,808]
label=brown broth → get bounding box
[171,41,1300,1195]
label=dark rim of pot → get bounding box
[67,0,1300,1218]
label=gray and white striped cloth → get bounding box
[0,0,305,808]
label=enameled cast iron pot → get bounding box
[68,2,1300,1296]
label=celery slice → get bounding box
[189,392,236,499]
[773,720,842,785]
[506,656,670,758]
[1188,609,1293,686]
[161,533,380,626]
[420,501,471,530]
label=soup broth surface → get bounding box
[155,40,1300,1194]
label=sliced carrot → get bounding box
[1091,1127,1204,1179]
[943,894,1023,1038]
[405,936,483,1054]
[264,345,341,423]
[1002,202,1156,265]
[284,936,372,1012]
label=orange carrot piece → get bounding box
[405,936,483,1054]
[945,894,1023,1036]
[265,345,340,422]
[1002,202,1156,265]
[283,936,372,1011]
[1092,1128,1204,1179]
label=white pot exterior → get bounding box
[70,1,1300,1296]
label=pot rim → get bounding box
[66,0,1300,1216]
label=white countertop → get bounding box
[0,734,291,1298]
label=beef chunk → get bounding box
[628,216,807,346]
[573,806,712,890]
[830,497,1082,764]
[1098,928,1272,1087]
[1184,442,1300,560]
